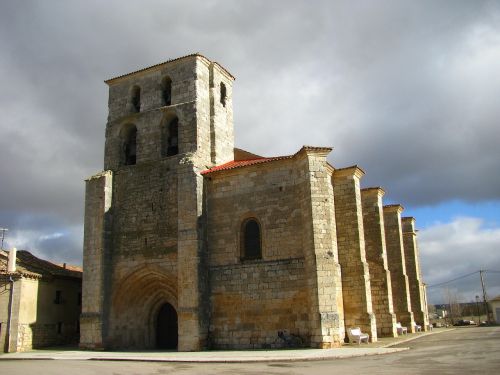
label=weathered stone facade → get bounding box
[81,54,428,351]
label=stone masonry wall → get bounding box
[111,160,178,258]
[383,205,415,332]
[206,149,344,348]
[209,63,234,165]
[106,56,200,125]
[361,188,397,337]
[101,158,180,349]
[333,167,377,342]
[206,158,311,347]
[206,158,306,266]
[209,258,308,349]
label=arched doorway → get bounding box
[156,303,178,350]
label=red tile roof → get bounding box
[201,146,334,175]
[201,156,294,175]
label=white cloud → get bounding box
[419,217,500,303]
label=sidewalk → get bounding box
[0,328,452,363]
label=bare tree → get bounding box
[442,288,463,324]
[428,303,436,314]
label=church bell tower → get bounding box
[80,54,235,351]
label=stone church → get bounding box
[80,54,429,351]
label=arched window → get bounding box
[220,82,227,107]
[161,76,172,106]
[131,85,141,112]
[123,125,137,165]
[241,218,262,260]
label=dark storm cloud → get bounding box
[0,0,499,265]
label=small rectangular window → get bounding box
[220,82,227,107]
[57,322,63,334]
[54,290,62,304]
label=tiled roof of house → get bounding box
[0,250,82,279]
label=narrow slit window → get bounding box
[167,117,179,156]
[220,82,227,107]
[241,218,262,260]
[162,77,172,106]
[123,125,137,165]
[131,86,141,112]
[54,290,62,304]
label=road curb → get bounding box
[0,347,409,363]
[382,328,456,348]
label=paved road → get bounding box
[1,327,499,374]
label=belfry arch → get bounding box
[110,265,178,349]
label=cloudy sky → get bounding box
[1,0,499,304]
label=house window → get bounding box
[57,322,63,334]
[162,76,172,106]
[131,85,141,112]
[54,290,62,304]
[241,218,262,260]
[220,82,227,107]
[123,125,137,165]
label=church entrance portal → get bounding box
[156,303,178,349]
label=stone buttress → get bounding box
[80,171,113,349]
[402,217,429,331]
[361,188,398,337]
[300,148,345,348]
[383,205,415,332]
[333,166,377,342]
